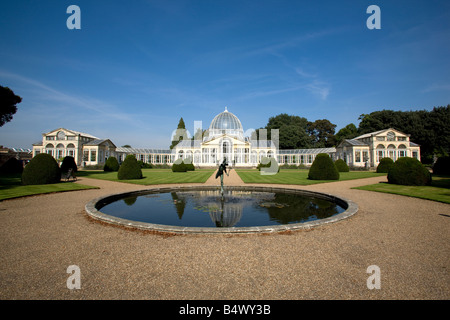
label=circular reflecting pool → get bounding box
[86,186,357,234]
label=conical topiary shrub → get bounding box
[60,156,78,174]
[21,153,61,185]
[308,153,339,180]
[334,159,349,172]
[104,156,120,172]
[376,157,394,173]
[117,155,143,180]
[388,157,431,186]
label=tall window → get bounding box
[355,149,361,162]
[90,150,96,162]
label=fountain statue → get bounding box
[215,158,230,197]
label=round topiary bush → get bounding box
[433,156,450,175]
[0,157,23,174]
[117,155,143,180]
[172,158,187,172]
[61,156,78,174]
[387,157,431,186]
[308,153,339,180]
[376,157,394,173]
[334,159,349,172]
[22,153,61,185]
[104,156,119,172]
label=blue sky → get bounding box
[1,0,449,149]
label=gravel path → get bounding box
[0,172,449,300]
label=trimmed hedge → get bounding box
[376,157,394,173]
[182,157,195,171]
[387,157,431,186]
[61,156,78,174]
[104,156,119,172]
[334,159,349,172]
[22,153,61,185]
[117,155,143,180]
[308,153,339,180]
[172,158,187,172]
[433,156,450,175]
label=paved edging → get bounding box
[85,185,358,234]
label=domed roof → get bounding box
[209,107,243,132]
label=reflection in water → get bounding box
[102,190,344,228]
[172,190,340,228]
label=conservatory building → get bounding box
[31,109,420,168]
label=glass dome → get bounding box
[207,107,244,140]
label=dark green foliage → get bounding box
[308,153,339,180]
[136,160,153,169]
[260,113,313,149]
[104,156,120,172]
[307,119,336,148]
[61,156,77,174]
[21,153,60,185]
[376,157,394,173]
[335,123,358,145]
[117,155,143,180]
[0,157,23,174]
[387,157,431,186]
[183,157,195,171]
[0,85,22,127]
[433,156,450,175]
[334,159,349,172]
[172,159,187,172]
[185,162,195,171]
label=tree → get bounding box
[261,113,312,149]
[0,86,22,127]
[335,123,358,145]
[307,119,337,148]
[170,117,188,149]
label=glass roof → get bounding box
[209,108,243,131]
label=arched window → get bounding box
[45,143,55,157]
[387,144,396,160]
[376,144,385,162]
[178,150,184,159]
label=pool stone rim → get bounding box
[85,185,358,234]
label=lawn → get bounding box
[0,174,98,201]
[353,175,450,204]
[235,169,386,185]
[77,168,215,185]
